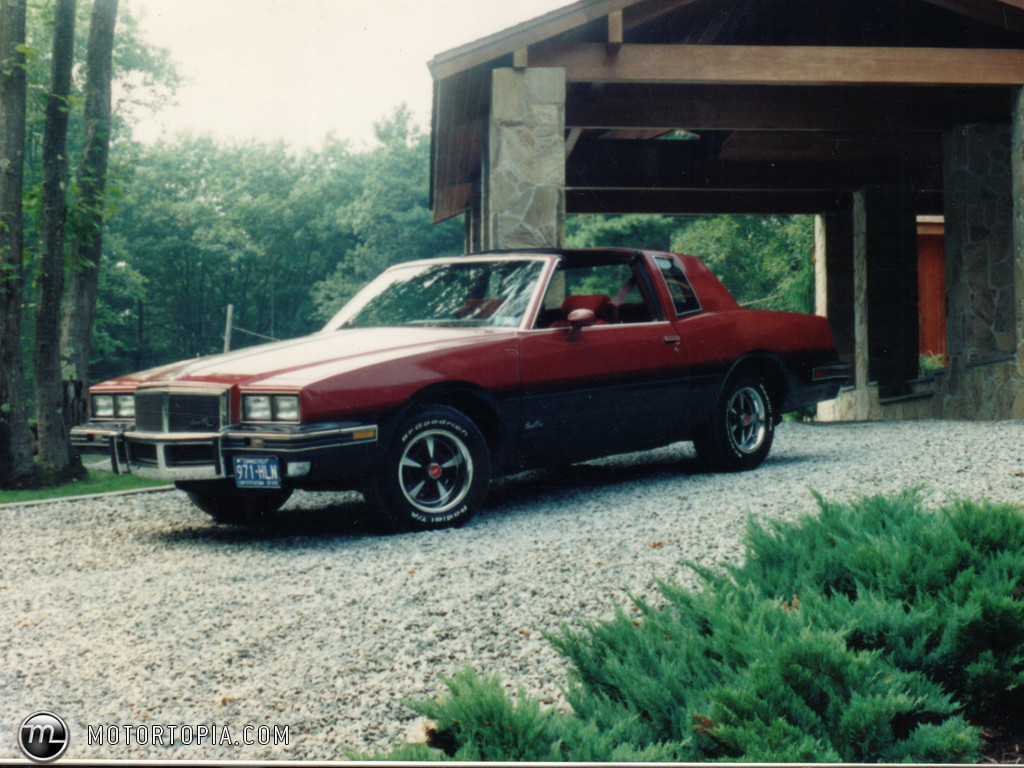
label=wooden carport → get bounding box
[428,0,1024,421]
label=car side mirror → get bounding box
[565,308,596,342]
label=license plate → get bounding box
[233,456,281,488]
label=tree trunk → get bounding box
[33,0,78,481]
[60,0,117,428]
[0,0,32,488]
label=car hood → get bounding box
[108,327,518,390]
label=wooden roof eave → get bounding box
[427,0,682,82]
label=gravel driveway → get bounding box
[3,420,1024,760]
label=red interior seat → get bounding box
[551,294,614,326]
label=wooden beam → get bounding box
[716,131,942,165]
[566,140,943,191]
[567,188,855,215]
[607,10,623,55]
[528,43,1024,86]
[568,188,944,216]
[566,85,1013,132]
[429,0,651,80]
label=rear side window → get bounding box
[656,257,701,315]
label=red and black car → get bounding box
[71,249,849,531]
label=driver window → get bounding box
[534,262,655,328]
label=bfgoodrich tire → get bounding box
[693,377,775,472]
[175,480,293,525]
[367,406,490,532]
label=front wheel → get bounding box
[175,480,293,525]
[693,377,775,472]
[367,406,490,532]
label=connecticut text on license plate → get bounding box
[233,456,281,488]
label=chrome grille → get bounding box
[133,391,224,433]
[134,392,164,432]
[168,393,221,432]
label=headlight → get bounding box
[272,395,300,422]
[115,394,135,419]
[243,394,300,423]
[243,395,272,422]
[92,395,114,419]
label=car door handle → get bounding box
[663,335,680,345]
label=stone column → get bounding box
[485,67,566,250]
[945,121,1016,415]
[1012,91,1024,416]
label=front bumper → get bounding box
[71,421,380,484]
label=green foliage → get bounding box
[565,213,678,252]
[735,490,1024,726]
[671,214,815,312]
[919,352,946,376]
[310,106,463,321]
[17,0,181,408]
[388,492,1024,762]
[566,213,815,313]
[405,668,686,762]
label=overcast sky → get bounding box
[126,0,569,150]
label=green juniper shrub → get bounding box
[733,490,1024,728]
[393,491,1024,762]
[400,667,686,762]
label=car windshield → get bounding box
[323,258,548,330]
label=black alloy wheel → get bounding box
[693,376,775,472]
[368,405,490,532]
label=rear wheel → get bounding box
[175,480,293,525]
[367,405,490,532]
[693,376,775,472]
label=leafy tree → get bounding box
[0,0,173,488]
[89,251,145,382]
[60,0,119,428]
[565,213,678,252]
[101,133,367,367]
[0,0,32,487]
[310,106,463,321]
[671,214,815,312]
[566,213,815,314]
[33,0,79,482]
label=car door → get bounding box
[515,258,690,464]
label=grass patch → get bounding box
[0,469,168,505]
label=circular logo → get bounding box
[18,711,69,763]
